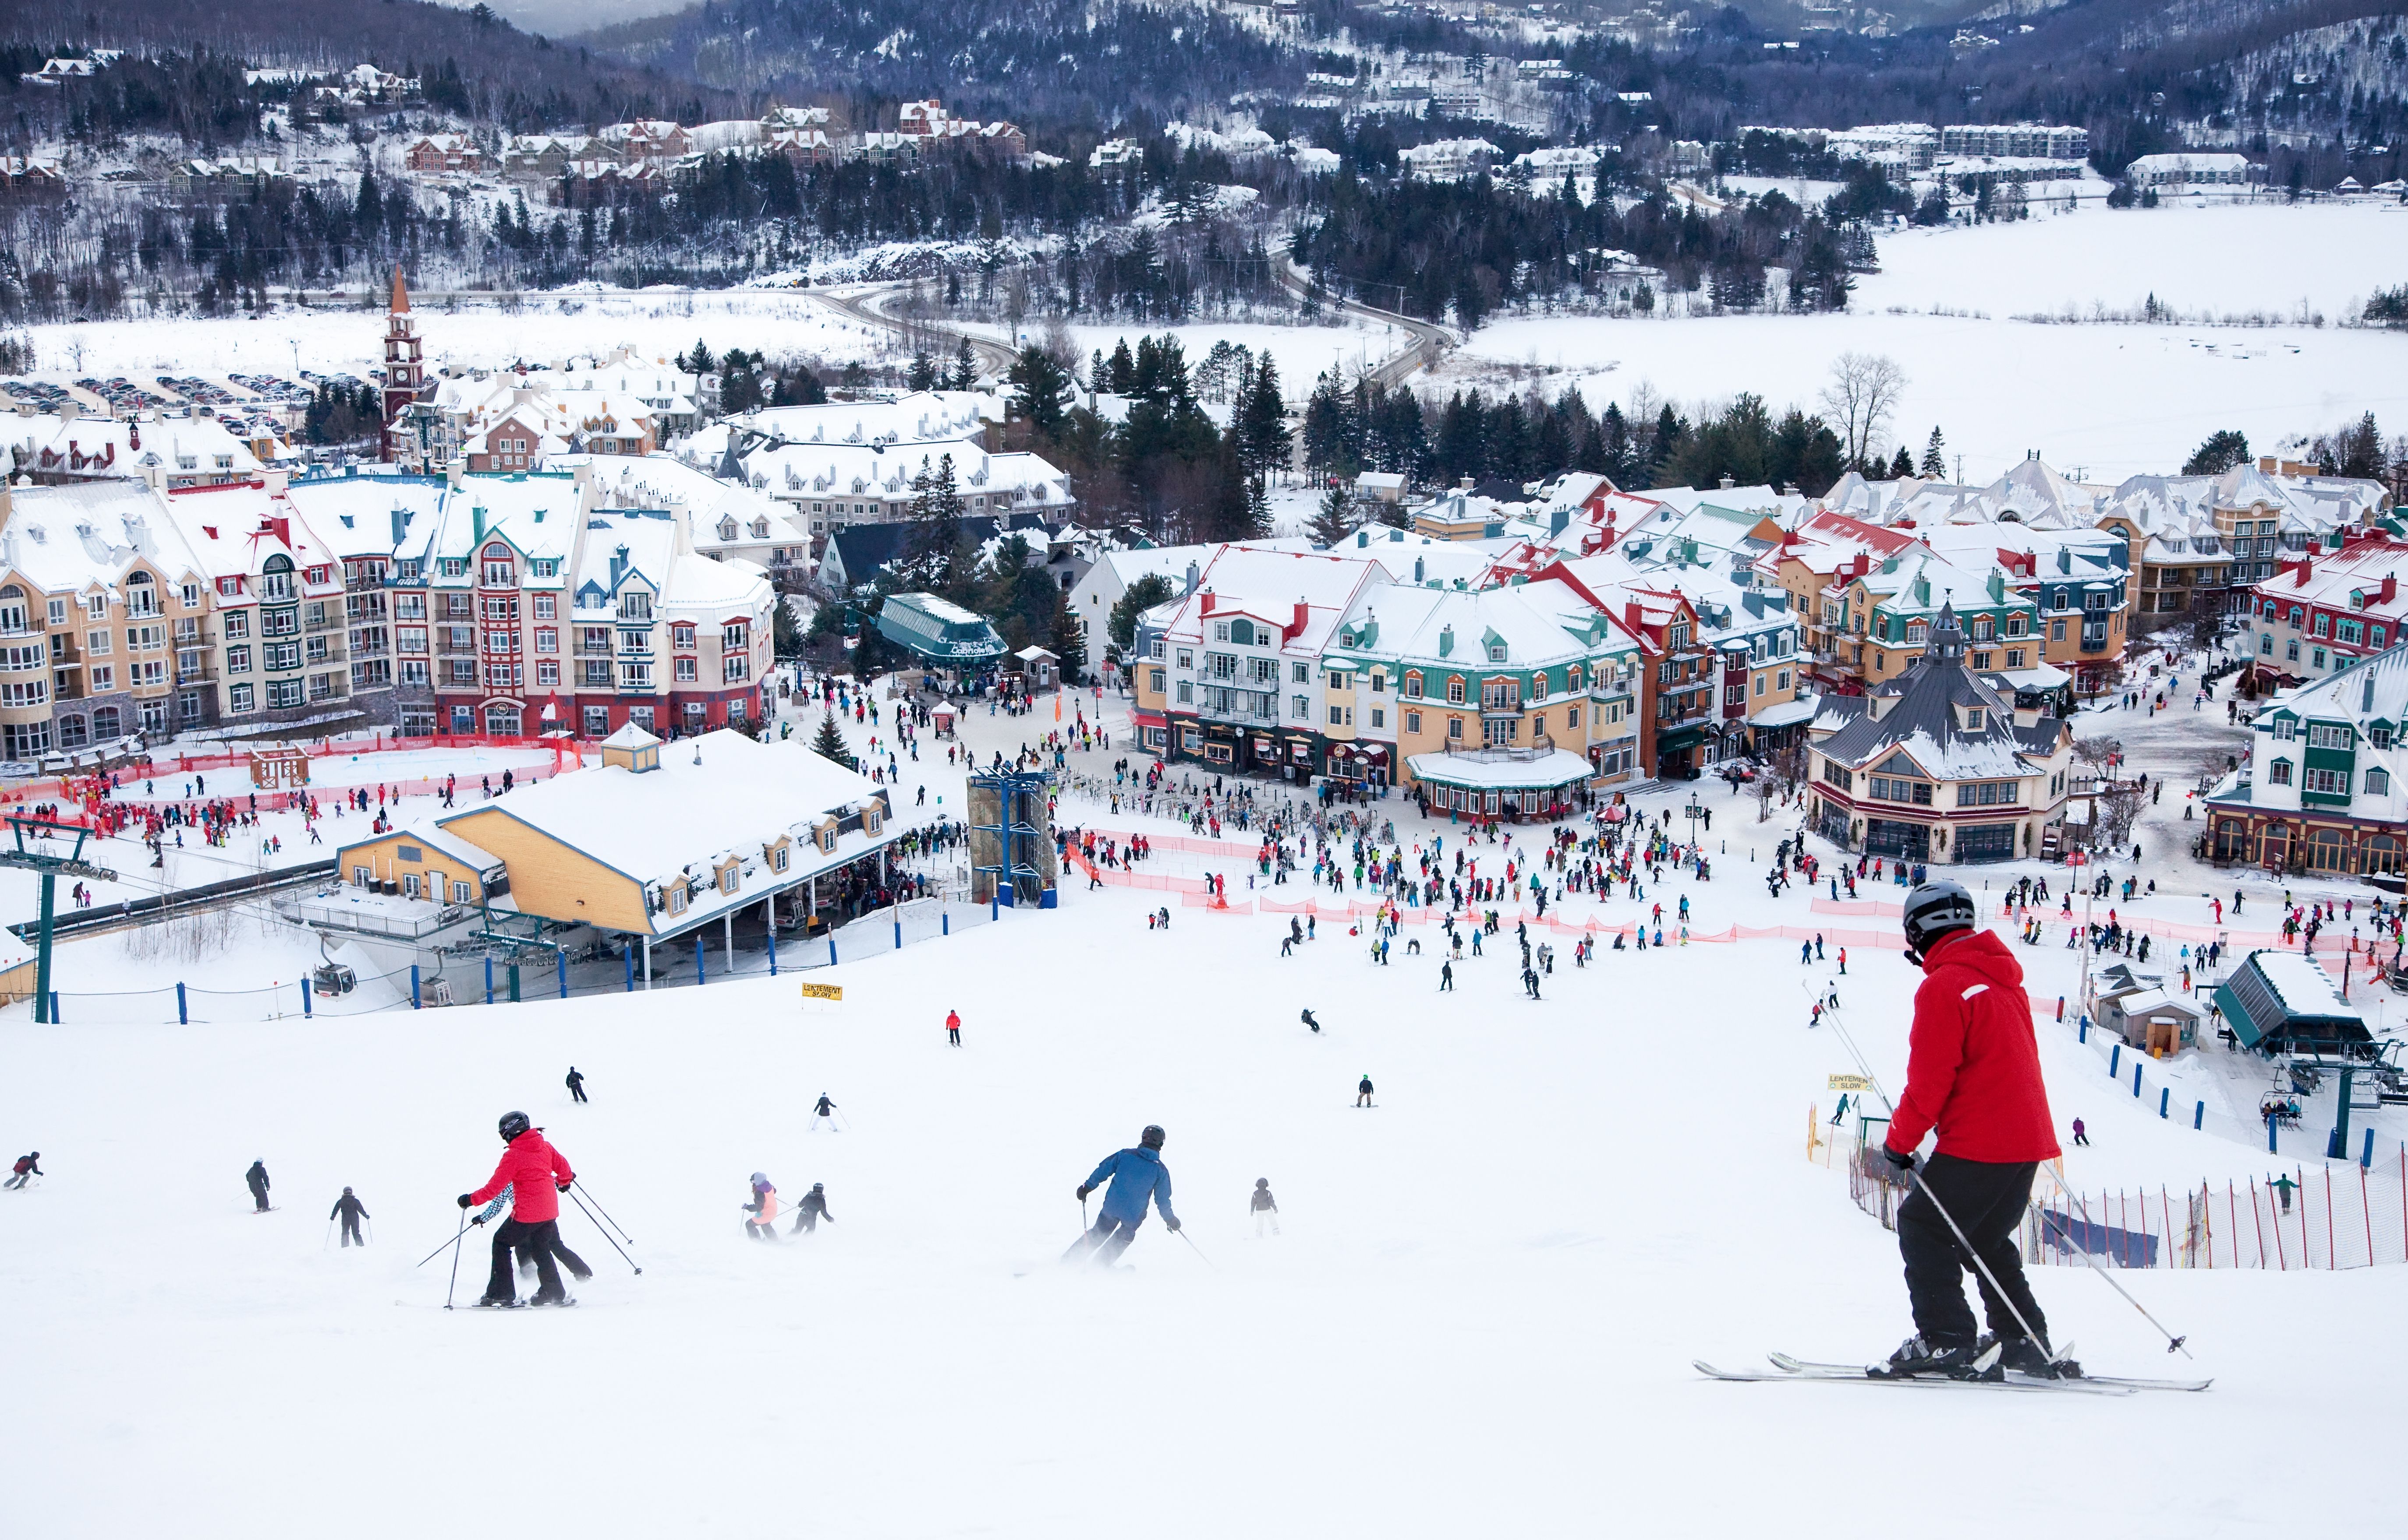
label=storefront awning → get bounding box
[1406,748,1595,792]
[1656,725,1710,752]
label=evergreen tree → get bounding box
[1245,473,1272,540]
[1310,480,1355,547]
[949,336,978,391]
[1007,344,1074,444]
[811,710,853,768]
[1238,354,1291,479]
[1107,574,1176,656]
[1049,586,1087,685]
[907,349,938,392]
[1301,370,1352,477]
[1889,445,1917,479]
[1919,427,1948,480]
[2182,429,2252,476]
[772,600,805,659]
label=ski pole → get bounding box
[2032,1174,2193,1356]
[1176,1229,1215,1268]
[324,1217,335,1250]
[443,1216,472,1310]
[1822,1010,2067,1368]
[568,1187,642,1274]
[567,1180,634,1244]
[416,1217,480,1268]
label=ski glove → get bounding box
[1883,1147,1916,1173]
[1165,1217,1182,1232]
[457,1193,474,1208]
[1076,1184,1094,1201]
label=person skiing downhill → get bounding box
[1880,881,2071,1379]
[945,1010,962,1046]
[1250,1178,1281,1237]
[457,1111,577,1308]
[1301,1008,1321,1034]
[812,1094,839,1132]
[5,1151,39,1189]
[790,1183,832,1235]
[246,1160,271,1212]
[1066,1125,1179,1265]
[1357,1075,1374,1107]
[742,1174,780,1240]
[566,1067,588,1104]
[329,1187,369,1247]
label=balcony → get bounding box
[175,663,216,685]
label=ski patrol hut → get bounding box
[1009,645,1061,690]
[2214,950,2376,1058]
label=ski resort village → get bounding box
[10,2,2408,1533]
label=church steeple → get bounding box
[1927,600,1968,664]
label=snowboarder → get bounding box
[1301,1008,1321,1034]
[246,1159,272,1212]
[456,1110,576,1308]
[945,1009,962,1046]
[1250,1178,1281,1237]
[329,1187,369,1247]
[1067,1125,1178,1264]
[1439,960,1454,992]
[1880,881,2068,1379]
[565,1066,587,1104]
[812,1094,839,1132]
[4,1151,38,1190]
[1356,1074,1374,1108]
[742,1173,780,1240]
[790,1182,832,1236]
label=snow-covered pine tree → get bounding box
[1310,480,1354,547]
[811,712,853,768]
[1919,427,1948,480]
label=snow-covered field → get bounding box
[1453,202,2408,481]
[8,290,896,381]
[1,670,2399,1536]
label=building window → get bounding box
[2268,759,2292,785]
[1445,677,1466,704]
[1405,672,1423,699]
[2368,768,2390,796]
[1370,708,1385,729]
[1329,706,1345,727]
[676,657,698,682]
[1448,716,1464,740]
[1406,711,1422,734]
[1293,695,1310,719]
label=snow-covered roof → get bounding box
[2247,950,2361,1023]
[1814,604,2063,779]
[1405,749,1595,790]
[0,479,205,593]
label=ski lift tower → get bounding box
[0,815,119,1024]
[967,768,1056,907]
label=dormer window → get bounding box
[1963,707,1985,731]
[1487,643,1507,663]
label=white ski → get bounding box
[1770,1352,2209,1393]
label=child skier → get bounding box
[1250,1179,1281,1237]
[743,1173,781,1240]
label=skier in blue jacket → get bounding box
[1065,1124,1180,1264]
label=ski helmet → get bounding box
[1255,1178,1269,1188]
[811,1183,824,1192]
[750,1172,769,1187]
[1902,879,1978,965]
[498,1110,532,1141]
[1140,1124,1166,1149]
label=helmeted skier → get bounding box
[1066,1125,1179,1264]
[4,1151,39,1190]
[329,1187,369,1247]
[245,1159,271,1212]
[1250,1178,1281,1237]
[1880,880,2072,1379]
[790,1182,832,1235]
[1356,1075,1374,1108]
[743,1173,780,1240]
[457,1111,577,1308]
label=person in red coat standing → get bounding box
[945,1009,961,1046]
[457,1111,577,1308]
[1881,881,2069,1378]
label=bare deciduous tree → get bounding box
[1818,352,1909,470]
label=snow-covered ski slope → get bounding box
[0,805,2391,1536]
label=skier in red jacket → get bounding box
[1880,881,2069,1379]
[457,1111,577,1308]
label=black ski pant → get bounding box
[487,1218,567,1303]
[1897,1154,2047,1349]
[340,1215,364,1247]
[548,1233,592,1279]
[568,1084,588,1104]
[790,1210,819,1236]
[249,1184,270,1212]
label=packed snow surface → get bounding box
[2,666,2399,1535]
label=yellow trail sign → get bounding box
[799,982,844,1003]
[1827,1074,1871,1091]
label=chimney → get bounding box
[2296,558,2312,586]
[1459,476,1474,491]
[128,422,139,450]
[1293,597,1309,635]
[1719,475,1734,489]
[610,544,628,588]
[1414,556,1425,583]
[1183,560,1200,594]
[2383,574,2398,605]
[471,505,486,542]
[1438,624,1454,657]
[1199,590,1215,616]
